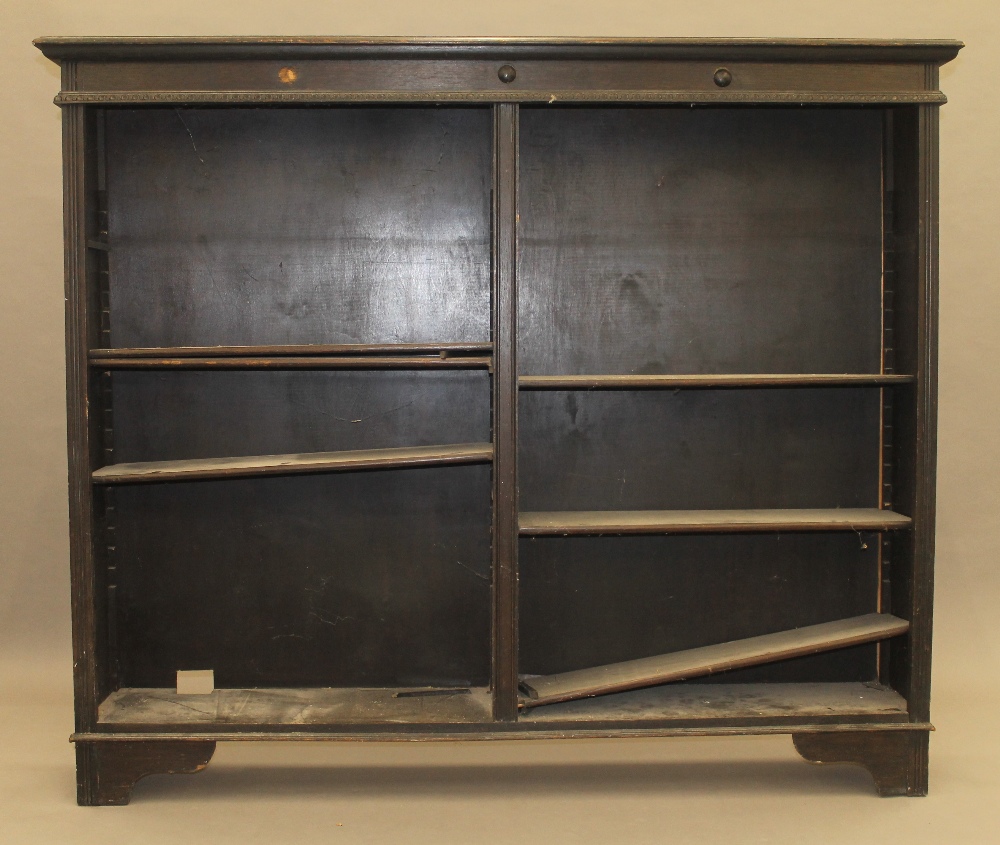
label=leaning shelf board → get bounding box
[92,443,494,484]
[519,614,910,707]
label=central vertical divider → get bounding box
[491,103,520,721]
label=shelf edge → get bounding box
[518,508,913,536]
[519,374,915,390]
[69,721,934,743]
[91,342,493,358]
[90,355,493,370]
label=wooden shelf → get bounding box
[90,354,492,370]
[92,342,493,358]
[99,687,492,726]
[95,682,908,729]
[519,374,914,389]
[519,508,912,536]
[93,442,493,484]
[519,613,910,708]
[519,682,908,724]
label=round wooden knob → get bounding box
[713,68,733,88]
[498,65,516,83]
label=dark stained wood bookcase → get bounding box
[35,36,961,804]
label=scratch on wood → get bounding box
[308,610,354,627]
[454,559,489,583]
[173,109,206,165]
[146,695,215,717]
[332,399,416,424]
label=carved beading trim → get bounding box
[54,89,949,106]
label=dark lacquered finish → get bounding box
[37,36,959,803]
[520,532,882,680]
[113,467,492,688]
[105,107,491,348]
[110,370,489,462]
[518,107,883,376]
[519,388,882,512]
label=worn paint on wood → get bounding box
[99,687,492,726]
[520,682,907,722]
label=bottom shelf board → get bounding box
[518,682,908,724]
[94,683,909,732]
[98,686,492,727]
[519,613,909,707]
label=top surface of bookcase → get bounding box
[34,36,964,62]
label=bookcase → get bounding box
[35,36,961,804]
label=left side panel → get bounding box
[63,85,112,733]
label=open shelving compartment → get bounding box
[77,103,933,728]
[513,104,920,729]
[89,104,502,728]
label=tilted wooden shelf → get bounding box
[519,614,910,707]
[519,508,913,536]
[93,443,494,484]
[519,373,915,389]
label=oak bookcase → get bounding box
[35,36,961,804]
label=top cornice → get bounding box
[34,36,964,65]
